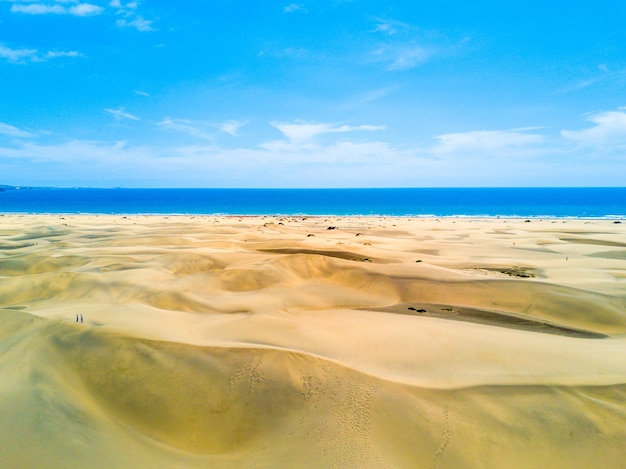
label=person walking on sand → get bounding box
[80,314,83,323]
[76,314,79,322]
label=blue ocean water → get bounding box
[0,188,624,218]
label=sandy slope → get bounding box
[1,215,625,468]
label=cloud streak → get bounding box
[105,108,140,121]
[561,65,626,94]
[284,3,307,13]
[218,120,248,136]
[431,128,545,156]
[112,0,155,31]
[373,18,412,36]
[561,109,626,151]
[11,2,104,16]
[0,44,38,63]
[369,17,470,72]
[379,44,432,71]
[158,118,214,140]
[0,43,82,63]
[116,16,154,31]
[271,121,385,143]
[0,122,36,138]
[157,118,249,139]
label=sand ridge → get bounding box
[1,215,625,468]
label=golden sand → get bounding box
[0,215,625,468]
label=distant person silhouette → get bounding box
[80,314,83,323]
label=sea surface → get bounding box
[0,188,624,218]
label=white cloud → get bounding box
[369,18,470,72]
[0,122,36,138]
[369,16,432,71]
[375,44,432,71]
[271,121,385,143]
[0,140,156,174]
[373,18,411,36]
[157,117,248,141]
[158,118,214,140]
[0,43,83,63]
[358,86,397,103]
[218,120,248,136]
[10,2,104,16]
[11,4,65,14]
[109,0,138,8]
[46,50,82,58]
[561,65,626,94]
[431,128,545,156]
[158,118,248,139]
[116,16,154,31]
[112,0,155,31]
[134,90,150,97]
[284,3,306,13]
[0,44,38,62]
[105,108,140,121]
[69,3,103,15]
[561,109,626,149]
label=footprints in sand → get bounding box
[305,364,384,468]
[431,391,457,469]
[228,354,265,400]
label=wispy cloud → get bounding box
[357,86,398,103]
[0,43,83,63]
[218,120,248,136]
[284,3,307,13]
[0,139,155,171]
[431,128,545,156]
[158,118,214,140]
[45,50,83,59]
[134,90,150,97]
[11,3,64,14]
[271,121,385,143]
[561,108,626,150]
[373,18,411,36]
[116,17,153,31]
[369,17,470,72]
[11,2,104,16]
[157,118,248,139]
[111,0,155,31]
[337,86,400,111]
[375,44,432,71]
[105,107,140,121]
[70,3,102,15]
[0,44,38,63]
[0,122,36,138]
[8,0,154,29]
[561,64,626,94]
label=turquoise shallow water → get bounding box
[0,187,624,217]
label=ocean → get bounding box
[0,188,624,218]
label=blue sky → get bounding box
[1,0,625,187]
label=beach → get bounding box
[1,214,625,468]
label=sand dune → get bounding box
[1,215,625,468]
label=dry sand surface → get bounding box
[1,214,625,468]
